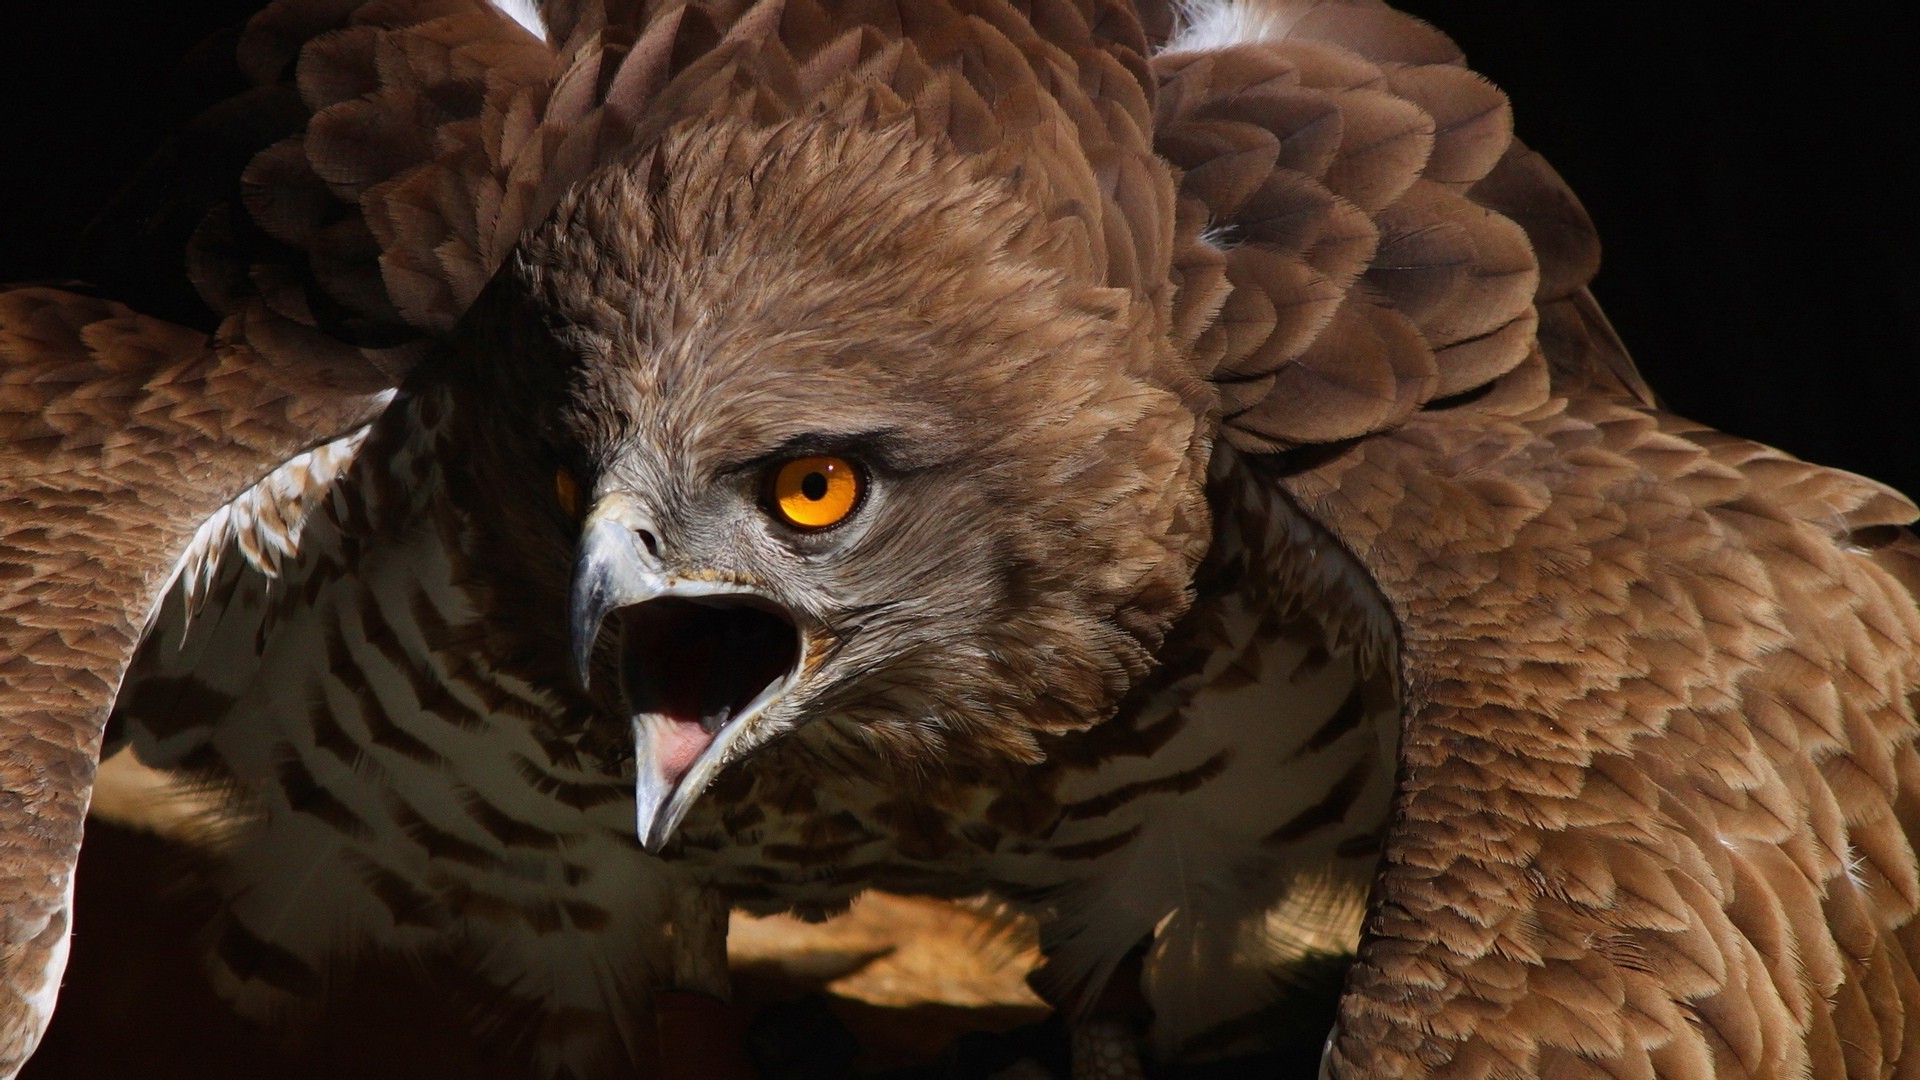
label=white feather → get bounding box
[167,396,388,624]
[1162,0,1303,55]
[488,0,547,40]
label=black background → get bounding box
[2,3,1915,496]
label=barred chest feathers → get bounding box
[116,380,1401,1063]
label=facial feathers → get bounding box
[462,100,1209,772]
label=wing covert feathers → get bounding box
[1154,0,1646,448]
[1281,333,1920,1077]
[1159,5,1920,1075]
[0,288,384,1073]
[99,0,1618,446]
[142,0,1185,390]
[96,0,1628,444]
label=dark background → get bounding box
[2,3,1916,495]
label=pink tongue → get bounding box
[653,716,714,784]
[643,629,716,785]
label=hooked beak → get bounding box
[569,499,803,852]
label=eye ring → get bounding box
[766,456,863,531]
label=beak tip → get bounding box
[635,805,674,854]
[571,640,594,690]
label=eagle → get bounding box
[5,0,1920,1077]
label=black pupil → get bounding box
[800,470,829,500]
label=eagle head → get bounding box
[450,109,1210,851]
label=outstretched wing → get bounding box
[1157,1,1920,1076]
[0,287,385,1075]
[76,0,563,376]
[4,0,578,1068]
[1301,390,1920,1079]
[1152,0,1645,453]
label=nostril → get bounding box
[635,528,660,560]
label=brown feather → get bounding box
[10,3,1915,1078]
[0,288,383,1071]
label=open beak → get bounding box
[569,502,803,852]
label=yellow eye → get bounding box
[769,456,861,530]
[555,468,582,520]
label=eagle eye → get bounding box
[766,456,862,530]
[555,467,584,520]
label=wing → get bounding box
[1293,345,1920,1079]
[4,0,576,1068]
[74,0,563,373]
[0,287,385,1075]
[75,0,939,377]
[1156,1,1920,1076]
[1152,0,1650,451]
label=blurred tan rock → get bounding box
[731,892,1046,1010]
[88,750,229,841]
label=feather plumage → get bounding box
[2,1,1917,1077]
[0,288,385,1074]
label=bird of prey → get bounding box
[5,0,1920,1077]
